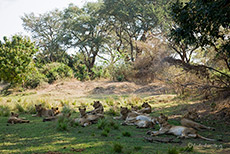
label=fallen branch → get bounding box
[144,136,182,143]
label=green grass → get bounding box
[0,94,229,154]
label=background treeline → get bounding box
[0,0,229,98]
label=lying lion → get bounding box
[114,106,154,128]
[87,101,104,115]
[138,102,152,114]
[42,107,71,122]
[122,115,156,128]
[148,114,215,141]
[181,110,215,131]
[8,112,30,124]
[32,104,54,117]
[75,107,104,127]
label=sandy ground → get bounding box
[25,79,170,98]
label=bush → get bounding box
[0,105,11,117]
[42,62,73,83]
[24,67,47,88]
[0,35,37,85]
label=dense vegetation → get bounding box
[0,0,229,97]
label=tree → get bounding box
[21,9,69,65]
[0,35,37,85]
[169,0,230,91]
[100,0,171,62]
[62,2,107,73]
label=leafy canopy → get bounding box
[0,35,37,85]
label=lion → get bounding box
[131,105,139,112]
[87,101,104,115]
[122,115,156,128]
[148,114,215,141]
[32,104,54,117]
[114,106,154,128]
[42,107,72,122]
[7,112,30,124]
[181,111,215,131]
[75,107,104,127]
[137,102,152,114]
[113,107,131,120]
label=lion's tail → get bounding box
[197,134,215,141]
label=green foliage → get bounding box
[0,35,37,85]
[170,0,230,72]
[0,105,10,117]
[56,116,68,131]
[97,118,108,130]
[41,62,73,83]
[21,10,70,65]
[24,67,47,88]
[113,143,123,153]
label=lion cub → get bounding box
[138,102,152,114]
[42,107,69,122]
[113,107,132,120]
[181,111,215,131]
[87,101,104,115]
[8,112,30,124]
[75,107,104,127]
[149,114,215,141]
[32,104,54,117]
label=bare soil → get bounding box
[28,79,170,98]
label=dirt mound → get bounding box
[29,79,169,98]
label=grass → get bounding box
[0,93,229,154]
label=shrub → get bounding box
[0,105,11,117]
[0,35,37,85]
[24,67,47,88]
[42,62,73,83]
[113,143,123,153]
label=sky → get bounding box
[0,0,97,40]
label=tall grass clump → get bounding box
[0,105,11,116]
[168,147,179,154]
[15,103,25,113]
[113,143,123,153]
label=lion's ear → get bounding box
[56,107,58,110]
[11,112,14,115]
[51,107,54,109]
[39,104,42,107]
[35,104,37,107]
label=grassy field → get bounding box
[0,88,229,154]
